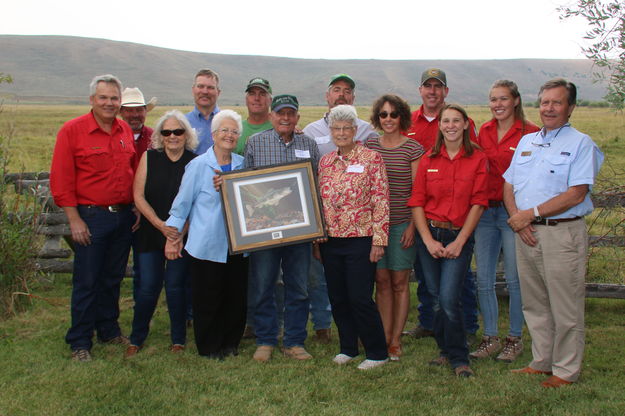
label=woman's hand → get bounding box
[312,243,322,262]
[158,221,181,240]
[400,224,416,249]
[424,239,445,259]
[213,169,223,192]
[370,245,385,263]
[442,239,464,259]
[165,239,183,260]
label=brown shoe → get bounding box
[170,344,185,353]
[428,355,449,366]
[313,328,331,344]
[496,336,523,363]
[469,336,502,359]
[283,346,313,360]
[102,335,130,346]
[541,375,573,388]
[72,349,92,362]
[511,366,553,375]
[253,345,274,362]
[455,365,475,378]
[124,345,141,358]
[402,326,434,338]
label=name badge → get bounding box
[427,169,438,172]
[295,149,310,158]
[509,147,516,151]
[346,164,364,173]
[315,136,331,144]
[521,151,532,157]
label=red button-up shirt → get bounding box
[318,144,390,246]
[476,118,540,201]
[133,124,154,162]
[406,105,477,151]
[50,111,136,207]
[408,146,488,228]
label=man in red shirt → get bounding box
[404,68,479,341]
[50,74,137,362]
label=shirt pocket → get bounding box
[543,154,571,193]
[82,147,113,172]
[510,153,534,187]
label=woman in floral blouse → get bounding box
[315,104,390,370]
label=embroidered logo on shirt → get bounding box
[521,151,532,157]
[560,151,571,156]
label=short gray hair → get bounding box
[328,104,358,127]
[89,74,122,96]
[538,78,577,106]
[211,109,243,135]
[151,110,198,151]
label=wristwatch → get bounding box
[533,206,543,222]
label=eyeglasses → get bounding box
[531,141,551,148]
[330,126,355,133]
[218,128,240,136]
[160,129,186,137]
[378,111,399,119]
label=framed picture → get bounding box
[219,160,326,254]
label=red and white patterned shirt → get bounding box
[318,144,389,246]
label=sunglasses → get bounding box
[160,129,186,137]
[379,111,399,119]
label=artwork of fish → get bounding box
[245,186,293,217]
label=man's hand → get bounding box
[517,225,538,247]
[165,239,183,260]
[507,209,534,232]
[69,217,91,246]
[370,245,385,263]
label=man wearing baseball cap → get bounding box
[235,77,273,155]
[243,94,320,362]
[404,68,479,343]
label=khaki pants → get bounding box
[515,218,587,382]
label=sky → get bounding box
[2,0,592,60]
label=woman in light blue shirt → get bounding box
[166,109,248,360]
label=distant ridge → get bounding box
[0,35,607,105]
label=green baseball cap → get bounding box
[271,94,299,112]
[329,73,355,89]
[420,68,447,86]
[245,77,272,94]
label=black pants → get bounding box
[190,255,248,355]
[320,237,388,360]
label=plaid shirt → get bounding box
[243,128,320,169]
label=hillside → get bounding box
[0,35,607,105]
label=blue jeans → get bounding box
[65,205,133,351]
[308,257,332,330]
[131,233,141,302]
[416,226,474,368]
[415,253,479,334]
[250,243,311,347]
[474,206,523,337]
[130,250,189,346]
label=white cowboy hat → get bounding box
[121,87,157,112]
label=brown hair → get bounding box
[430,104,478,157]
[538,78,577,106]
[369,94,412,131]
[193,68,220,87]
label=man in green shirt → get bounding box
[235,77,273,155]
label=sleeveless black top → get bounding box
[136,149,196,252]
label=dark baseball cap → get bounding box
[271,94,299,112]
[245,77,272,94]
[329,73,355,89]
[420,68,447,86]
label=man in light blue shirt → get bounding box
[186,68,221,155]
[503,78,604,388]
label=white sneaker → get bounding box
[357,358,389,370]
[332,353,355,365]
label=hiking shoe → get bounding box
[124,345,141,358]
[313,328,331,344]
[72,349,92,362]
[283,346,313,360]
[469,336,501,359]
[428,355,449,366]
[332,353,355,365]
[101,335,130,345]
[455,365,475,378]
[253,345,274,362]
[357,358,389,370]
[496,336,524,363]
[402,326,434,338]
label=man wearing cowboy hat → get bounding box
[119,87,157,161]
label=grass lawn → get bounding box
[1,277,624,416]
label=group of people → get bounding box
[50,67,603,387]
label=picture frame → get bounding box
[219,160,326,254]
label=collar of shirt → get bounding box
[190,105,220,121]
[439,144,467,160]
[325,142,363,163]
[416,105,438,123]
[539,122,571,141]
[205,145,244,171]
[87,111,124,135]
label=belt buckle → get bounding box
[108,205,118,213]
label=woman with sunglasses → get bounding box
[165,109,248,360]
[125,110,198,357]
[408,104,488,377]
[470,80,539,362]
[365,94,424,361]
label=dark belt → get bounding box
[531,217,581,226]
[488,200,503,208]
[81,204,131,213]
[429,220,461,231]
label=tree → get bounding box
[559,0,625,110]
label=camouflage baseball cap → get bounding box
[420,68,447,86]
